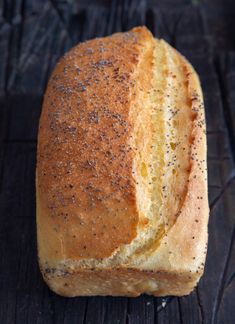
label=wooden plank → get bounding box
[5,96,41,141]
[216,53,235,163]
[0,23,11,95]
[85,297,106,324]
[127,295,155,324]
[157,297,182,324]
[103,297,128,324]
[63,297,87,324]
[178,291,201,324]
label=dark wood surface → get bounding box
[1,0,235,323]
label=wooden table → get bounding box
[1,0,235,323]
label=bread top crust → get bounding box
[37,27,154,260]
[37,27,209,272]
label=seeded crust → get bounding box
[36,27,209,297]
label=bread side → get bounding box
[40,268,199,297]
[37,27,209,296]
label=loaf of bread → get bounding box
[36,26,209,297]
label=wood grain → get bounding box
[0,0,235,323]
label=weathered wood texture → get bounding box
[0,0,235,323]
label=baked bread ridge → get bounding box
[37,26,209,297]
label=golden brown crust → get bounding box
[37,27,154,260]
[37,26,209,297]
